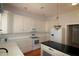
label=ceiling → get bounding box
[4,3,79,17]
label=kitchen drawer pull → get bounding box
[49,48,53,51]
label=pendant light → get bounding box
[54,3,61,30]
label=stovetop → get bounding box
[42,41,79,56]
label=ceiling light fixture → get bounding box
[40,6,46,16]
[54,3,61,30]
[24,7,27,10]
[40,6,44,9]
[72,3,78,5]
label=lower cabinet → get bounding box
[14,38,33,53]
[41,44,69,56]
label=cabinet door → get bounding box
[8,14,13,33]
[0,14,2,32]
[0,11,14,34]
[13,15,24,33]
[14,38,33,53]
[1,11,8,34]
[24,17,34,32]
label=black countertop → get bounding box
[42,41,79,56]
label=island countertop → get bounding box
[42,41,79,56]
[0,40,24,56]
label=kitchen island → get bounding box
[0,40,23,56]
[41,41,79,56]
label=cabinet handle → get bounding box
[49,48,53,51]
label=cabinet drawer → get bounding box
[41,44,55,55]
[41,44,57,52]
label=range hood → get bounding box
[0,3,4,13]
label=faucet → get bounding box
[0,48,8,53]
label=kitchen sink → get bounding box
[0,50,8,56]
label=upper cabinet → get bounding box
[0,13,2,32]
[0,11,13,34]
[23,17,34,32]
[13,14,34,33]
[0,10,46,34]
[13,15,24,33]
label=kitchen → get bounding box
[0,3,79,56]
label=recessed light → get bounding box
[24,7,27,10]
[40,6,44,9]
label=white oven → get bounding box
[32,39,40,50]
[31,36,40,50]
[30,28,40,50]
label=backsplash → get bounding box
[0,32,49,41]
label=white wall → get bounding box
[46,9,79,45]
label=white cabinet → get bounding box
[0,13,2,33]
[0,10,46,34]
[1,11,8,34]
[13,37,33,53]
[41,44,69,56]
[13,15,24,33]
[11,13,46,33]
[0,12,25,34]
[23,17,34,32]
[0,11,13,34]
[13,15,34,33]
